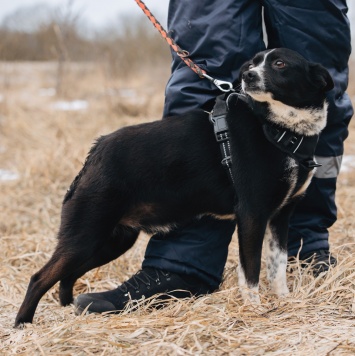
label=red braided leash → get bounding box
[133,0,234,92]
[134,0,206,78]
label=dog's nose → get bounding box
[242,71,258,83]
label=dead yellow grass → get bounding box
[0,61,355,355]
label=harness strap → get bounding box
[209,95,235,184]
[210,93,322,184]
[262,125,321,171]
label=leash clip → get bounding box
[203,73,234,93]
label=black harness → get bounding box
[209,94,235,183]
[209,93,321,183]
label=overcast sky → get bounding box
[0,1,352,29]
[0,0,169,28]
[0,1,353,42]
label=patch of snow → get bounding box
[340,155,355,173]
[106,88,137,98]
[0,169,19,181]
[52,100,88,111]
[118,88,136,98]
[39,88,56,97]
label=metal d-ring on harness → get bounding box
[133,0,234,93]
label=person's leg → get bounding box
[164,0,266,117]
[143,0,265,289]
[263,0,353,270]
[75,0,265,313]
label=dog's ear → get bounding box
[309,63,334,92]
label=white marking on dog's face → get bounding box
[242,49,275,92]
[237,264,261,304]
[240,48,330,136]
[242,49,274,94]
[264,227,289,297]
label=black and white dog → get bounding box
[15,48,333,326]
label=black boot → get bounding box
[74,267,214,315]
[299,249,337,276]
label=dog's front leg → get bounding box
[265,205,295,297]
[236,213,267,305]
[237,264,261,305]
[264,228,289,297]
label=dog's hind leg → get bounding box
[236,212,268,305]
[59,225,139,306]
[15,242,98,327]
[15,197,122,327]
[265,204,295,297]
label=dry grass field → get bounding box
[0,59,355,355]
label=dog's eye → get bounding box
[248,64,254,70]
[274,60,286,69]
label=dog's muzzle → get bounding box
[242,70,263,92]
[242,70,259,84]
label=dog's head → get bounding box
[240,48,333,107]
[239,48,334,135]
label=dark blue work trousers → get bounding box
[143,0,353,289]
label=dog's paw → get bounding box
[240,288,261,305]
[271,280,289,298]
[277,288,290,298]
[237,264,261,305]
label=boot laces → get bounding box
[118,269,171,293]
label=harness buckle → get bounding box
[209,94,235,184]
[210,114,229,142]
[216,132,229,142]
